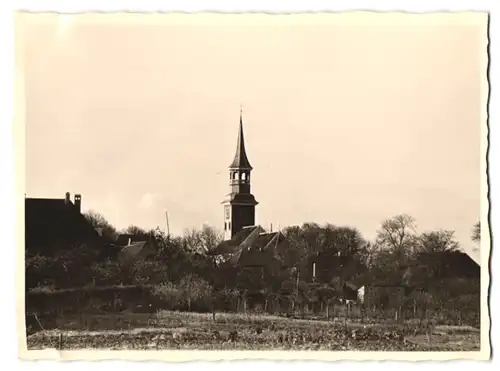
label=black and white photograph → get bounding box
[15,11,489,360]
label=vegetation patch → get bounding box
[27,311,479,351]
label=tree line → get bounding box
[25,212,481,324]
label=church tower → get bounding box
[222,109,258,240]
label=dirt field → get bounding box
[26,311,481,351]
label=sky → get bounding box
[18,13,486,257]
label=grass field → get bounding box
[27,311,481,351]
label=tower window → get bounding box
[241,172,246,181]
[228,222,231,229]
[224,222,227,230]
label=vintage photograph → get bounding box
[17,12,489,358]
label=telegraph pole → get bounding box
[165,210,170,239]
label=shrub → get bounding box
[213,288,240,312]
[179,274,213,312]
[151,282,183,310]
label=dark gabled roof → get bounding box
[209,226,264,255]
[25,197,104,254]
[229,113,252,170]
[115,233,149,247]
[120,241,149,256]
[415,250,480,279]
[235,232,284,267]
[252,232,278,251]
[466,248,480,266]
[118,241,156,264]
[213,226,286,268]
[115,234,133,246]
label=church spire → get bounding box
[222,107,258,240]
[229,107,253,170]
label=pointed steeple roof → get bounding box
[229,108,253,170]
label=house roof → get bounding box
[120,241,149,256]
[211,225,285,268]
[25,197,104,254]
[415,250,480,279]
[209,226,264,255]
[118,241,157,264]
[468,249,480,266]
[229,113,252,170]
[231,232,284,267]
[115,233,149,246]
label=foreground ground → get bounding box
[27,311,481,351]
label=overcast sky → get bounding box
[18,13,486,256]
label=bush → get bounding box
[26,285,155,315]
[151,276,215,312]
[131,259,170,285]
[179,274,213,312]
[213,288,240,312]
[90,260,123,286]
[151,282,183,310]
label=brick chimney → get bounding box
[65,192,71,205]
[74,194,82,213]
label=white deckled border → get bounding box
[4,0,496,366]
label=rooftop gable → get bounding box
[25,197,103,254]
[209,225,263,255]
[216,226,286,268]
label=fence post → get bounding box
[58,333,63,350]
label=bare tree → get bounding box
[376,214,418,255]
[179,274,213,311]
[83,210,117,241]
[124,225,148,239]
[183,224,224,254]
[374,214,418,279]
[472,222,480,243]
[417,230,460,253]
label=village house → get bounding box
[25,191,160,263]
[25,192,107,255]
[210,225,285,271]
[118,240,158,265]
